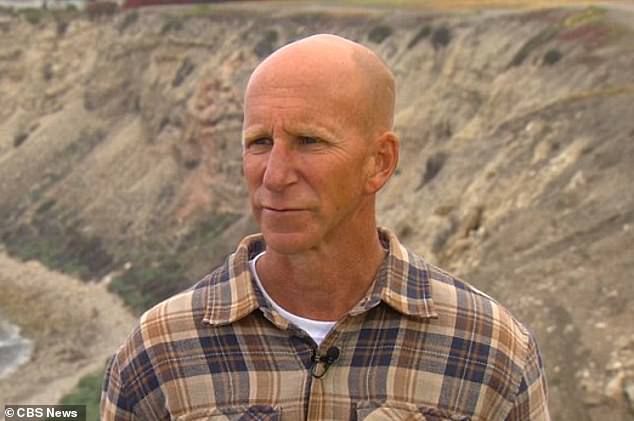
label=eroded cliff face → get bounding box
[0,3,633,419]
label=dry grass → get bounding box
[310,0,621,11]
[191,0,623,13]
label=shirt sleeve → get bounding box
[100,353,136,421]
[505,333,550,421]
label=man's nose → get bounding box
[262,142,298,191]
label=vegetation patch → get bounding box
[160,15,184,34]
[558,22,612,49]
[28,171,66,203]
[407,25,431,49]
[108,256,187,314]
[55,19,69,36]
[117,10,139,33]
[417,151,448,190]
[108,213,238,313]
[543,48,563,65]
[172,57,195,87]
[35,199,56,214]
[432,219,458,253]
[56,369,103,421]
[180,213,241,252]
[181,4,216,18]
[63,128,106,158]
[368,25,393,44]
[562,6,606,29]
[431,26,451,49]
[2,218,114,281]
[254,30,279,59]
[42,62,54,81]
[184,159,200,170]
[507,27,558,68]
[508,7,610,68]
[13,132,28,148]
[18,8,45,25]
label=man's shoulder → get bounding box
[424,261,503,312]
[408,251,533,349]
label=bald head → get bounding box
[244,34,396,137]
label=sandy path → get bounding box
[0,251,137,414]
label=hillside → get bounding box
[0,3,633,419]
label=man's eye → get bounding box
[299,136,319,145]
[247,138,272,147]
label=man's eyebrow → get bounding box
[289,125,337,141]
[242,126,269,142]
[242,125,337,142]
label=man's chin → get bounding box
[260,229,317,255]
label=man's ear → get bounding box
[365,131,399,194]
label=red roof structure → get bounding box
[122,0,249,8]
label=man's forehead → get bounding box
[244,61,364,122]
[243,92,345,134]
[243,34,396,135]
[245,35,372,93]
[248,56,356,94]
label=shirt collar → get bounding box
[372,227,438,319]
[202,227,437,326]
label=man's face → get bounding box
[242,68,374,254]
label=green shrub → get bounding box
[56,369,104,421]
[160,15,184,34]
[13,132,28,148]
[417,151,448,190]
[108,213,239,313]
[109,258,187,313]
[56,19,69,36]
[407,26,431,49]
[42,62,53,81]
[254,30,278,59]
[118,10,138,33]
[184,213,241,246]
[431,26,451,49]
[172,57,195,87]
[62,128,106,157]
[3,220,113,281]
[187,4,212,17]
[20,8,45,25]
[508,27,558,68]
[543,48,563,65]
[368,25,393,44]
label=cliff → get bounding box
[0,2,633,419]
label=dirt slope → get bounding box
[0,3,633,419]
[0,250,136,412]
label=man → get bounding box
[101,34,549,420]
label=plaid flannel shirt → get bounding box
[101,228,549,420]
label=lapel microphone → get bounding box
[310,346,340,379]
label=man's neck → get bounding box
[255,226,386,322]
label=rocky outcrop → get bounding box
[0,4,632,419]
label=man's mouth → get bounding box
[263,207,305,212]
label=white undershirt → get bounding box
[249,252,336,346]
